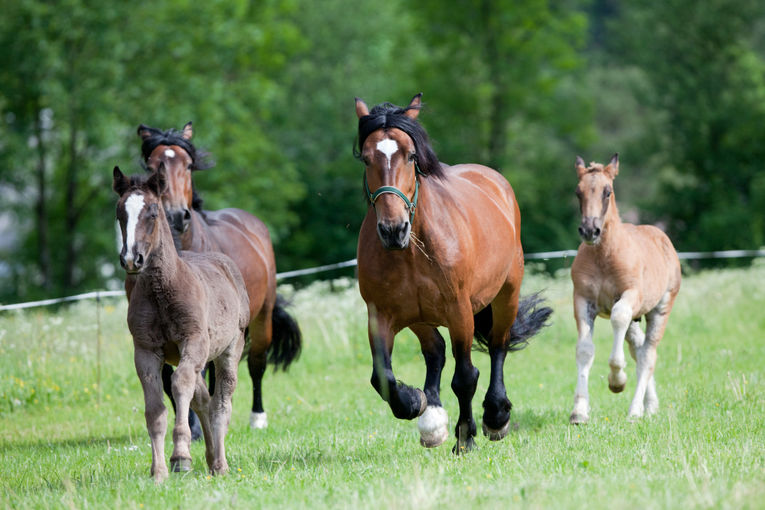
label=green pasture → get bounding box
[1,265,764,509]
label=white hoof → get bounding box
[250,411,268,429]
[417,406,449,448]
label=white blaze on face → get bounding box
[123,193,145,262]
[376,138,398,170]
[164,148,176,158]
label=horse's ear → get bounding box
[355,97,369,119]
[147,163,169,196]
[605,153,619,178]
[575,156,587,178]
[137,124,154,141]
[404,93,422,120]
[182,121,193,140]
[113,166,129,196]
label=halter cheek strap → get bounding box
[364,163,423,224]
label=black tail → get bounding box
[267,295,302,370]
[473,293,553,352]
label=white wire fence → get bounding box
[1,248,764,312]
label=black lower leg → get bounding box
[162,364,177,413]
[482,346,512,430]
[451,357,479,454]
[421,329,446,406]
[370,338,425,420]
[247,352,266,413]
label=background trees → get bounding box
[1,0,764,301]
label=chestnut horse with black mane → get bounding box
[137,122,301,433]
[114,166,249,481]
[355,93,552,453]
[569,155,681,424]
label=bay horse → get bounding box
[354,93,552,453]
[569,154,681,424]
[136,122,301,433]
[113,166,249,481]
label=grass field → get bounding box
[1,264,764,509]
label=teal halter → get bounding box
[364,163,424,224]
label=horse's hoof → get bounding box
[481,419,510,441]
[170,458,192,473]
[608,372,627,393]
[452,436,476,455]
[569,412,589,425]
[250,411,268,430]
[211,461,229,476]
[418,406,449,448]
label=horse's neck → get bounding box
[180,209,219,252]
[142,230,184,296]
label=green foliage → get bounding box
[2,0,765,300]
[605,0,765,251]
[1,266,764,507]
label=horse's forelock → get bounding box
[355,102,442,178]
[140,128,213,171]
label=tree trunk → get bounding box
[32,102,51,291]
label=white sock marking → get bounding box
[376,138,398,170]
[123,193,145,262]
[250,411,268,429]
[417,405,448,446]
[164,148,176,158]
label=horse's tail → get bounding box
[267,295,302,370]
[473,293,553,352]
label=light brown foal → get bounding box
[569,154,681,423]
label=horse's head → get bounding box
[113,165,169,274]
[355,93,441,250]
[574,154,619,245]
[138,122,200,236]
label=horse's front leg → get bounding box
[170,340,209,473]
[410,324,448,448]
[608,290,639,394]
[368,309,427,421]
[449,306,479,455]
[571,295,597,424]
[162,363,203,441]
[628,291,675,419]
[134,347,168,482]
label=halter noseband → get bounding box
[364,162,424,224]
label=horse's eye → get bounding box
[603,187,612,198]
[148,204,159,219]
[408,153,416,163]
[363,157,371,166]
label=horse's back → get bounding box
[202,207,276,317]
[631,224,682,295]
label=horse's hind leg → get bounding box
[626,320,658,415]
[410,324,448,448]
[210,333,244,475]
[247,311,271,430]
[368,309,427,422]
[135,348,169,482]
[628,292,675,419]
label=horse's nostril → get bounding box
[135,254,144,268]
[119,254,127,269]
[578,226,585,236]
[594,228,601,237]
[183,209,191,220]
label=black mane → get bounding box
[139,125,213,213]
[354,102,443,178]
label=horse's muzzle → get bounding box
[578,217,602,245]
[120,251,145,274]
[167,208,191,235]
[377,220,411,250]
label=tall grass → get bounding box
[1,265,763,509]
